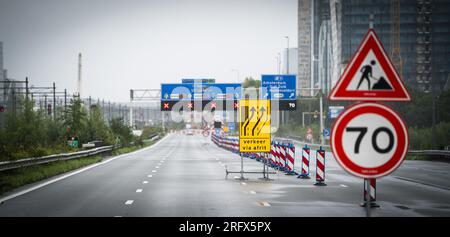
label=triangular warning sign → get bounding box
[329,29,411,102]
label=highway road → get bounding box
[0,132,449,217]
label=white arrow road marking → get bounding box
[125,200,134,205]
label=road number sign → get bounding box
[331,102,408,178]
[239,100,271,152]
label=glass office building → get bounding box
[299,0,450,94]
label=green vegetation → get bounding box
[0,96,165,161]
[0,130,165,195]
[0,155,103,195]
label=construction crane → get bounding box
[390,0,402,78]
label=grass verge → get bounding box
[0,134,164,196]
[0,155,102,195]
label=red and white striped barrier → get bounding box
[314,147,326,186]
[280,142,287,171]
[285,144,295,175]
[362,178,380,207]
[298,145,310,179]
[270,142,276,166]
[276,142,282,168]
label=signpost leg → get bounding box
[238,153,247,180]
[366,179,371,217]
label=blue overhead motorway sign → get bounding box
[261,75,297,100]
[161,83,241,101]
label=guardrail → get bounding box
[408,150,450,157]
[0,145,114,172]
[0,133,164,172]
[278,135,450,158]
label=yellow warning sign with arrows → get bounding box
[239,100,271,153]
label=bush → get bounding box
[110,118,134,146]
[409,122,450,150]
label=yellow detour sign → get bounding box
[239,100,271,152]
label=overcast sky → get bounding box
[0,0,297,102]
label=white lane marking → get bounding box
[340,184,348,188]
[250,191,256,194]
[160,161,165,163]
[158,163,162,166]
[152,170,157,173]
[259,201,271,207]
[241,182,247,186]
[136,189,143,193]
[125,200,134,205]
[155,166,160,169]
[234,176,239,179]
[0,134,172,204]
[143,181,148,184]
[114,216,122,217]
[147,175,153,178]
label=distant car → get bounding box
[186,129,194,135]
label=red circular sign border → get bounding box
[330,102,409,179]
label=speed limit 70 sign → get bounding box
[331,102,409,179]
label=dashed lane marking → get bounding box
[143,181,148,184]
[250,191,256,194]
[0,134,172,204]
[259,201,271,207]
[136,189,143,193]
[147,175,153,178]
[152,170,157,173]
[340,184,348,188]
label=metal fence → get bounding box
[0,146,114,172]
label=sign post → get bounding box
[239,100,271,180]
[329,28,411,217]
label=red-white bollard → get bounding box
[314,147,327,186]
[274,141,281,168]
[270,142,276,167]
[298,145,311,179]
[361,179,380,208]
[280,142,287,171]
[285,143,296,175]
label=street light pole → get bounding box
[285,36,289,74]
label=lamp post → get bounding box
[285,36,289,74]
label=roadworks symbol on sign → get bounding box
[239,100,271,153]
[329,29,411,102]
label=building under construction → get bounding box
[298,0,450,94]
